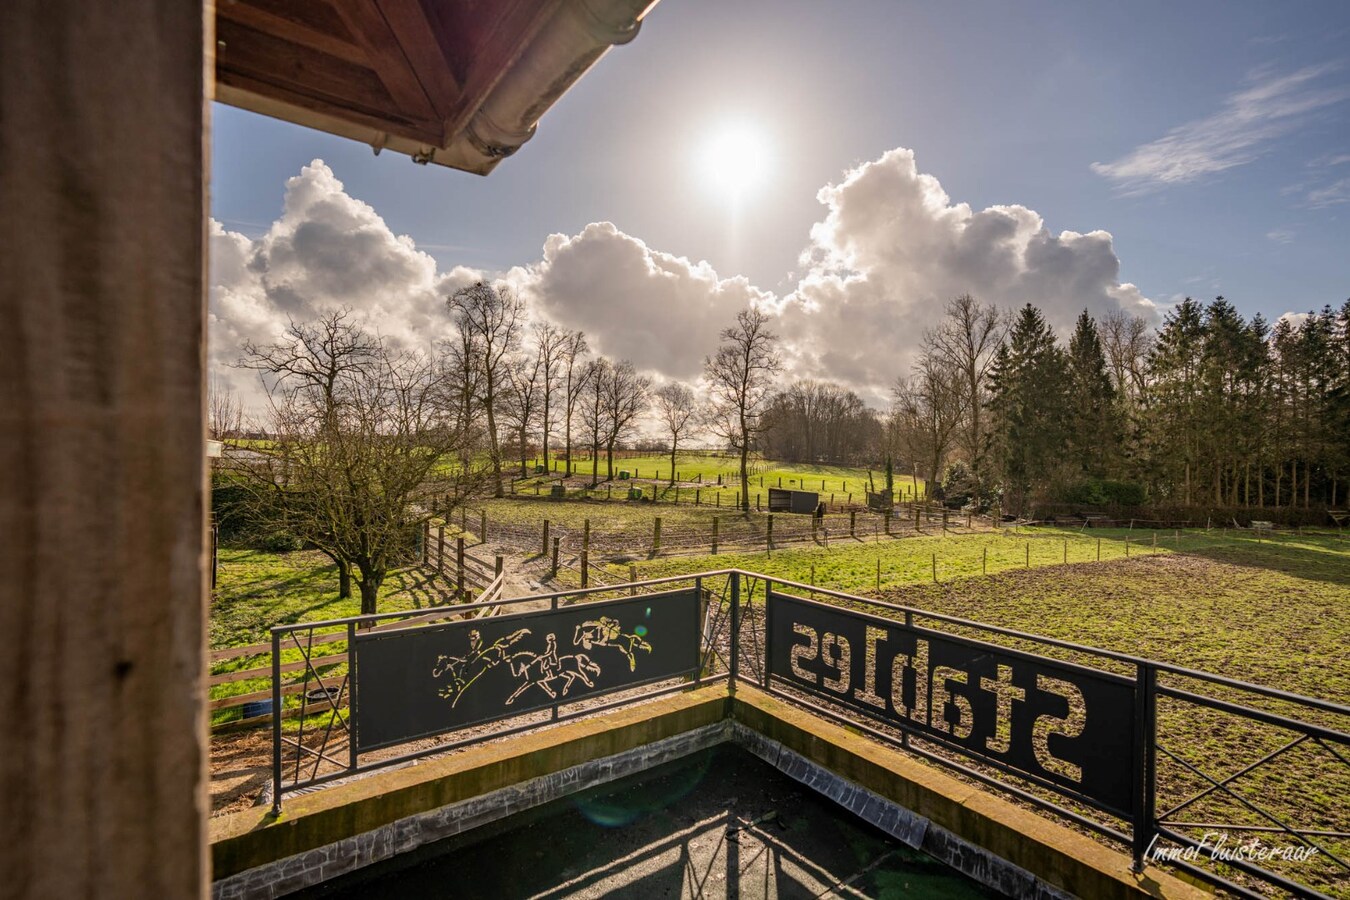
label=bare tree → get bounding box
[654,382,698,483]
[532,323,571,473]
[602,361,650,481]
[208,374,243,440]
[705,309,782,512]
[925,294,1004,477]
[234,312,476,612]
[447,281,524,497]
[1101,309,1152,402]
[504,351,543,478]
[890,351,967,489]
[580,358,611,487]
[235,310,381,598]
[559,330,590,475]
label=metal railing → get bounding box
[267,568,1347,899]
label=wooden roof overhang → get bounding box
[214,0,657,174]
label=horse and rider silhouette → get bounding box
[431,615,653,708]
[573,615,652,671]
[431,627,529,706]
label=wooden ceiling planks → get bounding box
[214,0,656,174]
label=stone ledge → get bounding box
[730,685,1209,900]
[210,685,730,882]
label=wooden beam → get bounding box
[329,0,437,121]
[0,0,207,896]
[219,1,367,66]
[377,0,463,120]
[438,0,566,144]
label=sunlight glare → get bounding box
[699,122,771,199]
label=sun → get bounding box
[699,122,771,199]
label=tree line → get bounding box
[216,284,787,611]
[893,294,1350,516]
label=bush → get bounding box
[1061,479,1146,507]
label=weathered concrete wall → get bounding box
[214,721,730,900]
[0,1,209,897]
[731,687,1207,900]
[211,684,1206,900]
[211,687,729,883]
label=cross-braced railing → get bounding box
[268,569,1347,899]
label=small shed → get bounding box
[866,490,893,512]
[768,488,819,514]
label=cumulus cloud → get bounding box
[515,222,773,381]
[209,160,482,411]
[211,151,1154,413]
[776,148,1154,402]
[1092,64,1350,192]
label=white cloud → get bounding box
[1266,229,1296,244]
[776,148,1155,402]
[1092,65,1350,192]
[211,151,1155,413]
[209,160,481,413]
[1305,176,1350,208]
[515,222,772,381]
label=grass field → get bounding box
[601,527,1349,699]
[496,452,927,504]
[209,548,461,727]
[209,527,1349,891]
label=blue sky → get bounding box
[211,0,1349,402]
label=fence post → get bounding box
[653,517,662,553]
[551,537,560,577]
[581,549,589,587]
[495,555,504,579]
[885,509,892,536]
[542,519,550,556]
[756,492,761,511]
[716,492,721,508]
[1063,540,1067,564]
[1131,663,1158,872]
[583,519,591,555]
[1025,543,1030,568]
[914,506,921,529]
[437,525,445,574]
[629,564,637,594]
[712,517,719,555]
[931,552,937,583]
[982,546,987,575]
[729,571,741,688]
[850,510,857,538]
[696,489,701,506]
[480,509,488,544]
[456,537,466,597]
[421,520,430,564]
[767,514,774,550]
[942,509,948,533]
[271,627,283,815]
[875,558,881,592]
[1097,538,1101,561]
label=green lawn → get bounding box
[209,548,459,727]
[500,452,927,502]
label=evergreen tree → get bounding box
[985,304,1068,515]
[1064,310,1121,478]
[1146,297,1206,503]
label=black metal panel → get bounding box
[768,488,819,514]
[353,589,702,751]
[767,591,1137,815]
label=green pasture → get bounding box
[497,452,927,500]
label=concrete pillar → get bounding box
[0,1,209,896]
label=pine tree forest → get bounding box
[905,295,1350,520]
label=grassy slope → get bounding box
[496,452,927,503]
[608,528,1349,699]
